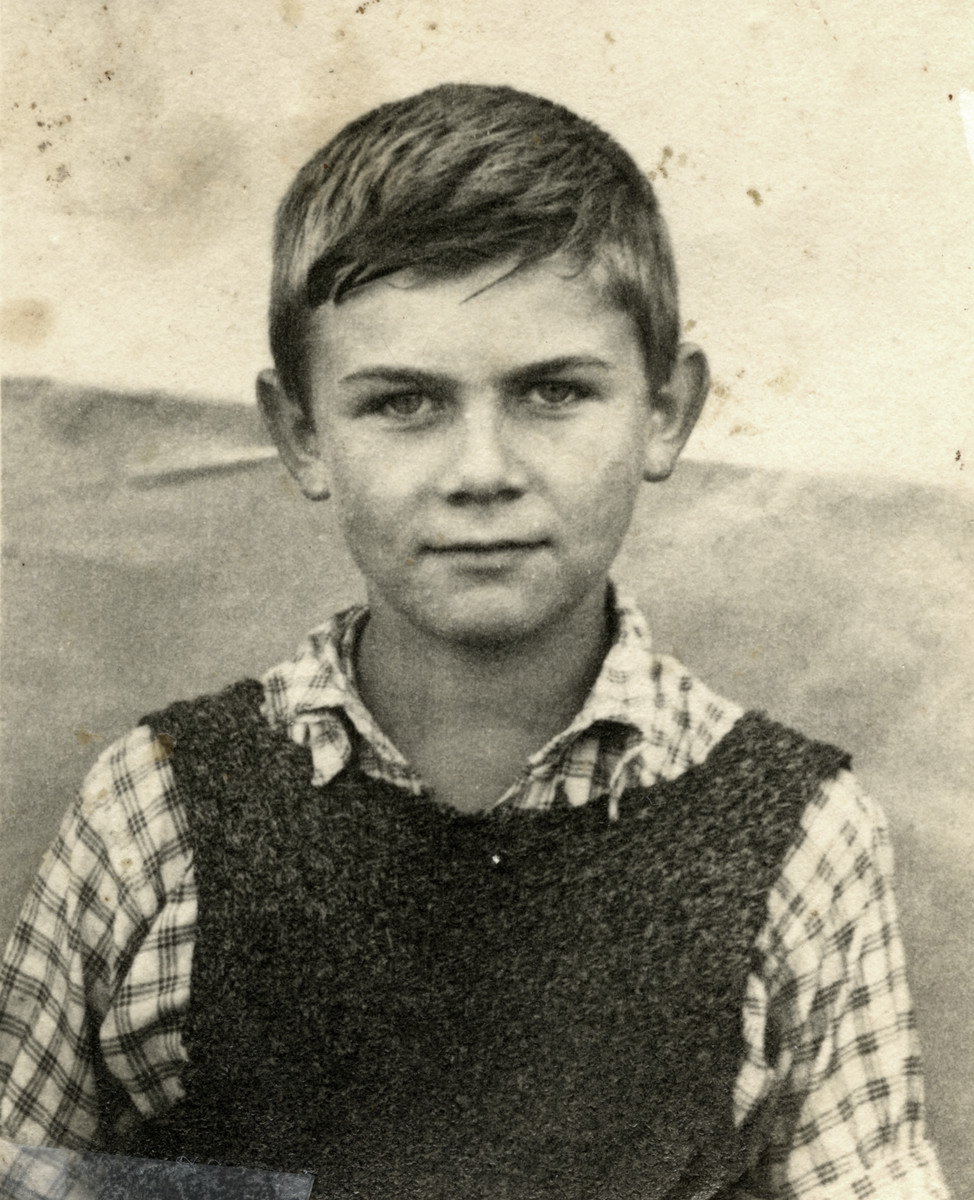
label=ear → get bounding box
[642,344,710,482]
[256,368,331,500]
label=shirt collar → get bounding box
[519,590,661,770]
[262,585,736,797]
[271,588,653,726]
[272,604,412,772]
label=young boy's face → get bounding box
[265,256,704,649]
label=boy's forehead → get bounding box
[305,255,641,377]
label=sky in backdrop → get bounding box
[2,0,972,487]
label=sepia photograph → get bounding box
[2,2,971,1196]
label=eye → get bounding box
[375,391,433,419]
[525,380,593,408]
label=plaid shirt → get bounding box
[0,594,950,1199]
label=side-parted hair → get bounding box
[269,83,681,408]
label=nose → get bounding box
[440,402,527,504]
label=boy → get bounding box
[0,84,950,1198]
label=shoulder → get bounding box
[693,713,882,929]
[140,680,309,826]
[761,766,898,993]
[72,723,193,914]
[142,678,269,744]
[631,653,850,797]
[778,766,893,911]
[61,676,296,942]
[705,710,851,794]
[796,766,891,870]
[69,676,281,909]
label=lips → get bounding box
[424,539,548,554]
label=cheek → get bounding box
[561,436,646,524]
[574,467,646,572]
[328,464,419,572]
[332,486,392,552]
[574,402,649,474]
[326,445,386,522]
[589,474,643,545]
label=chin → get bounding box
[415,589,576,651]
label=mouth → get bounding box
[427,539,548,554]
[429,542,544,549]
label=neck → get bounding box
[354,586,614,808]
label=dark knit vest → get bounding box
[119,681,848,1199]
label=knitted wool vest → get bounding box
[123,681,848,1199]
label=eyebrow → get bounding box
[339,357,614,386]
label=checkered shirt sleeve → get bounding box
[0,727,193,1150]
[737,771,950,1198]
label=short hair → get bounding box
[269,83,681,407]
